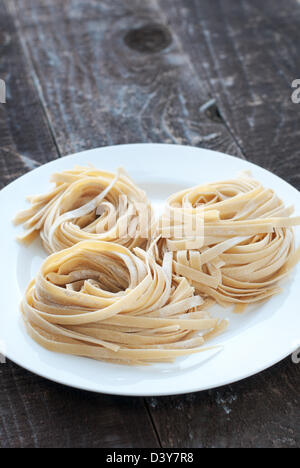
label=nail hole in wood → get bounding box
[124,24,172,53]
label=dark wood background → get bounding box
[0,0,299,448]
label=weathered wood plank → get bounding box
[8,0,242,157]
[159,0,300,189]
[0,0,159,449]
[0,361,159,448]
[147,358,300,448]
[0,0,58,189]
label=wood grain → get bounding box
[0,0,58,189]
[0,361,159,448]
[159,0,300,189]
[8,0,242,157]
[147,358,300,448]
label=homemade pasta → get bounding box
[21,241,226,365]
[14,166,154,253]
[150,174,300,310]
[18,169,300,365]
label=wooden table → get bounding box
[0,0,299,448]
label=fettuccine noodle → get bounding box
[18,169,300,365]
[21,241,226,365]
[150,174,300,310]
[14,166,154,253]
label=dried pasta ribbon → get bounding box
[21,240,226,365]
[150,175,300,309]
[14,166,154,253]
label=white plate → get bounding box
[0,144,299,396]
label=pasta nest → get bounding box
[150,175,300,311]
[14,166,154,253]
[21,241,226,365]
